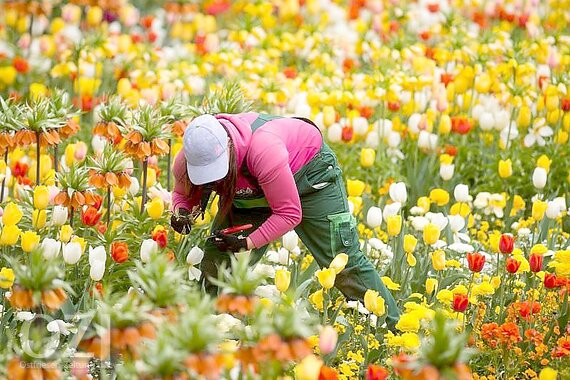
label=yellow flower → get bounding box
[436,289,453,304]
[59,225,74,243]
[431,249,446,271]
[364,289,386,316]
[423,223,440,245]
[316,268,336,289]
[536,155,551,173]
[87,5,103,26]
[439,154,454,165]
[517,106,532,128]
[294,354,323,380]
[386,215,402,236]
[549,250,570,277]
[532,200,548,221]
[450,202,471,217]
[33,185,50,210]
[0,225,21,245]
[72,237,86,253]
[360,148,376,168]
[538,367,558,380]
[401,332,421,349]
[275,269,291,292]
[531,244,548,255]
[0,267,15,289]
[406,253,417,267]
[147,197,164,219]
[346,179,366,197]
[425,278,438,294]
[2,202,23,226]
[0,66,18,86]
[396,313,420,333]
[29,83,48,99]
[329,253,348,274]
[32,209,47,229]
[488,231,501,253]
[417,196,431,212]
[475,73,492,93]
[498,159,512,178]
[21,231,40,253]
[309,289,324,311]
[381,276,401,290]
[348,196,363,215]
[429,188,450,206]
[403,234,418,253]
[438,115,451,134]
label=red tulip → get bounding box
[366,364,390,380]
[341,126,353,142]
[452,293,469,312]
[562,98,570,112]
[499,233,514,254]
[319,366,339,380]
[12,56,29,73]
[529,253,543,273]
[544,273,558,289]
[111,242,129,263]
[81,206,102,226]
[467,252,486,272]
[506,257,521,274]
[152,229,168,249]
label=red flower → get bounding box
[81,206,102,226]
[140,15,154,29]
[97,221,107,234]
[440,73,454,86]
[444,144,458,156]
[283,66,297,79]
[467,252,485,272]
[529,253,543,272]
[561,98,570,112]
[544,273,559,289]
[152,229,168,249]
[452,293,469,312]
[111,242,129,263]
[91,194,103,210]
[387,101,400,111]
[341,126,353,142]
[451,116,472,135]
[12,56,29,73]
[505,257,521,274]
[499,233,514,254]
[11,161,28,178]
[427,3,439,12]
[205,0,231,15]
[366,364,389,380]
[552,336,570,358]
[319,366,338,380]
[514,301,541,320]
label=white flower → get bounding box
[90,261,105,281]
[411,216,429,231]
[532,167,547,189]
[252,263,275,279]
[426,212,449,231]
[447,243,474,253]
[214,313,244,334]
[546,200,562,219]
[327,123,342,143]
[407,113,422,133]
[454,184,471,202]
[439,164,454,181]
[91,135,106,155]
[41,238,61,260]
[282,230,299,251]
[366,206,383,228]
[417,130,438,151]
[524,118,553,147]
[128,177,140,196]
[254,284,280,299]
[16,312,35,321]
[52,205,68,226]
[387,131,401,148]
[62,242,82,265]
[88,246,106,266]
[186,246,204,281]
[266,248,290,265]
[140,239,158,263]
[389,182,407,203]
[478,112,495,131]
[383,202,401,219]
[499,122,519,147]
[352,117,369,136]
[365,131,380,148]
[47,320,75,336]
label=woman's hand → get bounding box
[170,208,192,235]
[211,232,248,252]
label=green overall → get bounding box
[201,114,401,328]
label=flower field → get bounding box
[1,0,570,379]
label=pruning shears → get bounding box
[207,224,253,239]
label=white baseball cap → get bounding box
[183,114,229,185]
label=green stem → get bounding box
[36,131,41,186]
[141,157,149,212]
[106,185,111,226]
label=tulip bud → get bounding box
[386,215,402,236]
[41,238,61,259]
[389,182,407,203]
[146,197,164,219]
[498,159,512,178]
[347,180,366,197]
[544,273,558,289]
[532,200,548,221]
[59,225,73,243]
[425,278,438,294]
[63,242,82,265]
[90,261,105,281]
[275,269,291,293]
[467,252,486,272]
[33,185,49,210]
[360,148,376,168]
[439,164,455,181]
[532,167,547,189]
[423,223,440,245]
[529,253,543,273]
[499,233,514,254]
[327,123,342,143]
[318,325,338,355]
[2,202,23,226]
[452,293,468,312]
[545,200,561,219]
[282,230,299,251]
[32,209,47,229]
[0,225,20,245]
[316,268,336,289]
[88,246,106,266]
[403,234,418,254]
[453,184,470,203]
[294,355,323,380]
[506,257,521,274]
[140,239,158,263]
[431,249,446,271]
[52,205,69,226]
[363,289,386,316]
[366,206,383,228]
[21,231,40,253]
[329,253,348,274]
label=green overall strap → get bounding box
[250,113,283,131]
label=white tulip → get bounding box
[387,131,401,148]
[62,242,82,265]
[383,202,401,219]
[546,200,561,219]
[327,123,342,143]
[471,104,484,120]
[365,131,379,148]
[447,215,465,233]
[554,197,567,212]
[389,182,407,203]
[411,216,429,231]
[90,261,105,281]
[375,119,392,137]
[282,230,299,251]
[454,184,470,202]
[479,112,495,131]
[188,266,202,281]
[418,131,438,151]
[88,246,106,266]
[186,246,204,265]
[407,113,422,133]
[353,117,369,136]
[128,177,140,196]
[91,135,106,155]
[439,164,455,181]
[366,206,383,228]
[41,238,61,260]
[52,205,68,226]
[140,239,158,263]
[47,320,75,336]
[532,167,547,189]
[266,248,290,265]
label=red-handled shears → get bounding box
[207,224,253,239]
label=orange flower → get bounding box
[111,242,129,263]
[0,132,15,151]
[12,56,29,74]
[59,119,80,139]
[171,120,187,137]
[94,121,122,143]
[552,336,570,358]
[319,366,338,380]
[41,288,67,311]
[498,322,522,347]
[7,286,36,309]
[215,293,258,316]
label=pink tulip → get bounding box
[319,325,338,355]
[74,141,88,161]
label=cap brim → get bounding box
[186,149,229,185]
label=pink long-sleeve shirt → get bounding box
[172,112,322,248]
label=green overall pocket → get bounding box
[327,212,357,254]
[295,148,340,197]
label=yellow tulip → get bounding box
[21,231,40,253]
[329,253,348,274]
[406,253,417,267]
[498,159,512,178]
[2,202,23,226]
[360,148,376,168]
[429,188,450,206]
[475,73,491,93]
[386,215,402,236]
[423,223,440,245]
[316,268,336,289]
[348,196,363,215]
[488,232,500,253]
[517,106,531,128]
[0,267,15,289]
[536,154,551,173]
[145,168,157,188]
[0,66,18,86]
[147,197,164,219]
[438,114,451,135]
[403,234,418,254]
[59,225,74,243]
[539,368,558,380]
[425,278,438,294]
[546,95,559,111]
[346,179,366,197]
[309,289,324,311]
[381,276,401,290]
[275,269,291,292]
[294,354,323,380]
[417,196,431,212]
[87,5,103,26]
[532,200,548,221]
[33,185,50,210]
[431,249,446,271]
[323,106,336,126]
[32,209,47,229]
[29,83,48,99]
[364,289,386,316]
[0,225,21,245]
